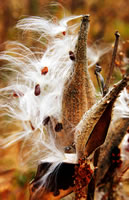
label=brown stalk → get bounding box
[94,64,105,96]
[104,31,120,95]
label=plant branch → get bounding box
[104,31,120,95]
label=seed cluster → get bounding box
[74,158,93,199]
[111,147,122,168]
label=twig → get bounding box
[94,63,105,96]
[104,31,120,95]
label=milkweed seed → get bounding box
[55,123,63,132]
[43,116,50,125]
[69,51,75,61]
[41,66,48,75]
[62,31,66,36]
[34,84,41,96]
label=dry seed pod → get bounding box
[62,15,96,146]
[75,76,128,159]
[29,162,76,200]
[96,107,129,185]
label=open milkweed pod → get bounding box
[75,75,129,160]
[95,87,129,186]
[61,15,96,147]
[0,8,128,199]
[29,15,96,200]
[29,157,95,200]
[113,130,129,185]
[29,162,77,200]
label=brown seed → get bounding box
[13,92,19,97]
[13,91,24,97]
[55,123,63,132]
[41,67,48,75]
[43,116,50,125]
[69,51,75,61]
[34,84,41,96]
[62,31,66,36]
[29,121,35,130]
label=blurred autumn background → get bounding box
[0,0,129,199]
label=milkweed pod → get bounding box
[62,15,96,147]
[75,75,129,160]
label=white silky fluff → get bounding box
[121,133,129,160]
[113,88,129,119]
[0,15,110,168]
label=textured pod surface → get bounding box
[62,15,96,146]
[75,76,129,159]
[96,115,129,186]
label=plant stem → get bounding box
[104,31,120,95]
